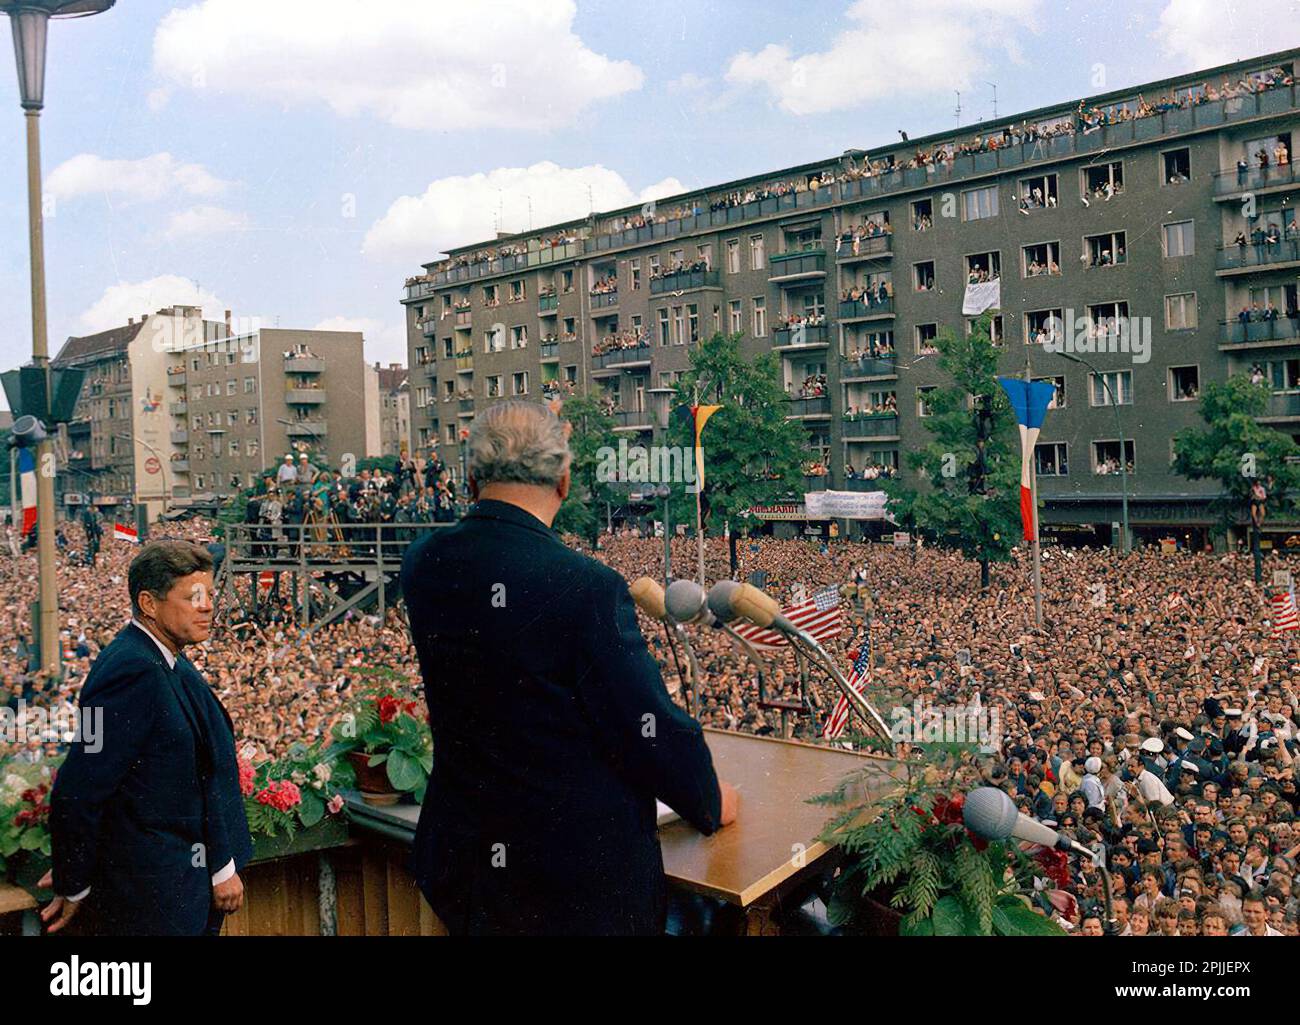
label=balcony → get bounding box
[838,297,894,321]
[419,317,437,337]
[539,293,558,313]
[591,290,619,310]
[802,474,830,491]
[1220,317,1300,348]
[842,414,899,438]
[170,429,189,444]
[1264,392,1300,419]
[540,342,559,360]
[171,459,189,473]
[613,410,654,430]
[169,400,188,415]
[773,323,830,349]
[768,249,826,282]
[593,344,652,370]
[458,399,475,414]
[286,420,327,438]
[834,235,893,262]
[167,372,186,388]
[844,477,893,492]
[283,356,325,374]
[419,360,438,379]
[786,395,831,418]
[454,309,472,329]
[455,354,474,373]
[1217,239,1300,273]
[417,241,585,290]
[649,268,720,295]
[1214,160,1300,198]
[841,354,898,379]
[286,387,326,405]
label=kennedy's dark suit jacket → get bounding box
[401,499,721,935]
[49,622,252,935]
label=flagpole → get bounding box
[694,387,706,587]
[1025,344,1043,629]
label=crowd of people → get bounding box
[794,373,828,399]
[841,280,893,308]
[843,393,898,419]
[592,328,649,357]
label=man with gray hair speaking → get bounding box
[401,399,736,935]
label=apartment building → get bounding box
[374,362,411,458]
[54,307,379,517]
[402,49,1300,546]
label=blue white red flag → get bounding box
[996,377,1056,542]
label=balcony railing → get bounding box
[593,344,652,369]
[414,241,586,291]
[802,474,830,490]
[841,354,898,378]
[171,459,189,473]
[283,356,325,374]
[649,268,720,294]
[540,342,559,359]
[454,309,472,328]
[539,293,558,312]
[1266,392,1300,418]
[844,477,894,492]
[834,234,893,261]
[286,420,327,438]
[455,355,474,372]
[768,249,826,280]
[167,372,186,388]
[420,318,437,336]
[591,290,619,310]
[170,429,189,444]
[614,410,654,429]
[458,399,475,413]
[1220,317,1300,345]
[286,387,326,404]
[838,297,894,319]
[169,400,187,415]
[773,323,830,348]
[1214,160,1300,196]
[1217,239,1300,271]
[786,395,831,417]
[842,413,899,438]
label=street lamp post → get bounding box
[114,430,170,505]
[1057,350,1131,553]
[654,482,671,587]
[2,1,116,676]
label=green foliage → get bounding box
[0,757,59,877]
[552,393,621,545]
[327,679,433,802]
[881,315,1021,584]
[1172,373,1300,526]
[241,739,349,842]
[664,332,806,534]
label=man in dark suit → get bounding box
[401,399,736,935]
[42,541,252,936]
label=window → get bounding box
[630,259,641,290]
[1084,231,1126,267]
[226,410,237,426]
[245,408,257,424]
[244,376,256,393]
[1026,309,1064,346]
[961,185,998,221]
[1018,173,1058,209]
[1035,376,1066,408]
[966,315,1004,345]
[728,300,742,334]
[668,248,685,270]
[913,261,936,291]
[1082,161,1123,197]
[915,323,939,355]
[484,326,505,353]
[1034,442,1068,476]
[917,386,937,417]
[672,306,685,345]
[687,304,699,344]
[1165,292,1197,330]
[442,380,455,401]
[966,252,1001,281]
[1092,439,1134,474]
[658,308,670,346]
[1163,147,1191,184]
[512,372,528,396]
[563,364,577,385]
[752,297,767,337]
[562,317,576,338]
[726,239,740,273]
[1090,370,1133,406]
[1087,301,1130,343]
[483,284,498,306]
[1021,242,1059,277]
[749,234,766,271]
[226,379,236,396]
[696,244,712,269]
[229,439,239,457]
[510,325,529,349]
[441,294,452,316]
[562,269,574,293]
[911,198,933,231]
[648,254,660,278]
[508,279,524,302]
[1163,220,1195,257]
[1168,365,1200,401]
[486,375,502,398]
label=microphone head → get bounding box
[962,787,1017,842]
[665,579,709,624]
[629,576,667,620]
[707,580,742,623]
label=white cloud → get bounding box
[312,316,406,366]
[75,276,227,335]
[46,152,230,203]
[161,205,251,241]
[724,0,1041,115]
[151,0,643,132]
[667,72,709,93]
[1155,0,1300,69]
[362,160,686,265]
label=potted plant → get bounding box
[0,757,59,893]
[816,753,1069,936]
[328,686,432,806]
[240,741,351,861]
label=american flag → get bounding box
[731,585,842,652]
[1272,590,1299,637]
[822,629,872,739]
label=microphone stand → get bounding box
[717,622,771,705]
[783,624,894,750]
[667,620,701,718]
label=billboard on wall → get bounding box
[129,313,184,502]
[803,489,893,521]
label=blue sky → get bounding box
[1,0,1296,407]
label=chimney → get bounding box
[224,309,232,337]
[127,317,134,326]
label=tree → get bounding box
[665,332,806,572]
[881,316,1020,588]
[552,393,621,547]
[1173,373,1300,571]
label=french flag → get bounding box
[18,448,37,536]
[997,377,1056,543]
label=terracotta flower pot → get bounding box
[348,750,400,806]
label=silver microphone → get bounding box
[665,579,713,625]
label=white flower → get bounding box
[290,769,307,785]
[312,762,332,782]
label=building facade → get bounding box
[374,362,411,459]
[402,50,1300,545]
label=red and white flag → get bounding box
[17,449,37,536]
[257,570,275,592]
[822,635,873,739]
[1271,590,1299,637]
[113,523,139,544]
[731,585,842,652]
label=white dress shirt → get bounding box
[62,620,235,902]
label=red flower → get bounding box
[237,758,256,797]
[376,695,400,724]
[1031,845,1072,891]
[254,779,302,813]
[932,792,965,826]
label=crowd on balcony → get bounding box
[777,312,828,331]
[843,461,898,480]
[590,275,618,297]
[795,374,828,399]
[452,298,471,313]
[592,328,649,357]
[1237,303,1287,325]
[841,281,893,307]
[455,388,474,401]
[844,336,896,361]
[650,257,710,281]
[802,459,830,477]
[540,333,559,345]
[843,394,898,419]
[833,217,893,256]
[1231,219,1300,261]
[283,348,321,362]
[542,378,576,400]
[1235,140,1291,184]
[538,283,556,298]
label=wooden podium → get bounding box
[659,728,896,935]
